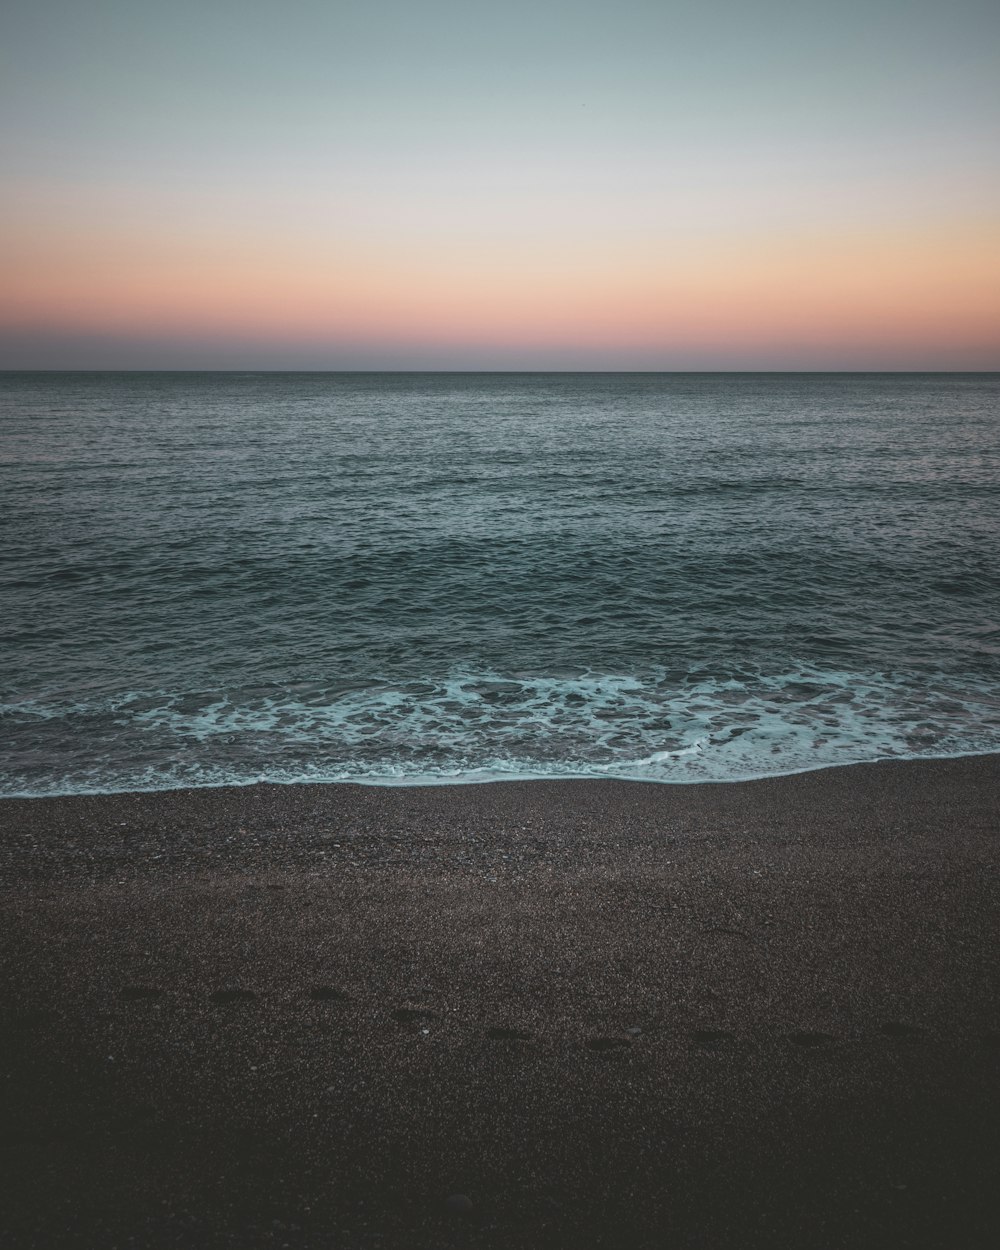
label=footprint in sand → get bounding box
[210,989,258,1004]
[880,1021,926,1040]
[586,1036,631,1053]
[119,986,165,1001]
[392,1007,440,1025]
[788,1030,834,1048]
[486,1026,532,1042]
[5,1009,57,1031]
[692,1028,734,1049]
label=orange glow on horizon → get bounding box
[3,204,998,365]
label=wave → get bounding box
[2,665,999,797]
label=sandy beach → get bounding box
[1,756,998,1249]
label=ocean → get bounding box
[1,371,998,796]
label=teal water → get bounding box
[1,371,998,795]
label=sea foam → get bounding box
[2,664,998,795]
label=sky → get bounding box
[1,0,998,370]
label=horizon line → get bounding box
[2,368,998,376]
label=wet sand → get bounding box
[1,756,998,1249]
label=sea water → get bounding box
[1,371,998,795]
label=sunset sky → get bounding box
[2,0,998,369]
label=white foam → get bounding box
[2,663,1000,797]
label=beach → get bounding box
[1,755,998,1249]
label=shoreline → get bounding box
[6,744,1000,804]
[3,753,999,881]
[1,754,998,1247]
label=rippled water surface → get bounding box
[1,371,998,794]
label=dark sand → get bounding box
[1,756,998,1249]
